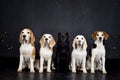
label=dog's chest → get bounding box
[72,49,87,60]
[20,44,34,56]
[40,47,53,58]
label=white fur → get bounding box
[39,34,55,73]
[71,35,87,73]
[17,29,35,73]
[91,31,107,74]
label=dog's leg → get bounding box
[17,55,23,72]
[72,58,76,73]
[82,58,87,73]
[47,58,52,72]
[102,56,107,74]
[39,57,44,73]
[91,56,95,73]
[30,57,35,73]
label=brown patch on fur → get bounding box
[31,47,36,59]
[40,35,44,48]
[19,31,23,44]
[92,31,98,40]
[49,35,56,49]
[103,31,109,40]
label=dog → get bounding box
[90,31,109,74]
[39,34,56,73]
[71,35,87,73]
[17,28,36,73]
[53,32,70,72]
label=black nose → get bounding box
[45,38,48,41]
[23,35,26,38]
[99,37,102,40]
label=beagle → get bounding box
[39,34,56,73]
[17,28,36,73]
[71,35,88,73]
[90,31,109,74]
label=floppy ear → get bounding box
[19,31,23,44]
[103,31,109,40]
[39,36,44,48]
[92,31,97,40]
[72,38,77,49]
[82,37,88,50]
[49,35,56,49]
[30,30,35,46]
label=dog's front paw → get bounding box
[30,70,35,73]
[103,70,107,74]
[39,69,43,73]
[72,70,76,73]
[91,70,95,73]
[47,69,51,72]
[83,70,87,73]
[17,68,22,72]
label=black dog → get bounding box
[53,32,71,72]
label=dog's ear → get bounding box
[92,31,97,40]
[103,31,109,40]
[19,31,23,44]
[72,38,77,49]
[82,37,88,50]
[65,32,69,40]
[58,32,61,39]
[39,35,44,48]
[30,29,35,46]
[49,35,56,49]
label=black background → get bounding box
[0,0,120,59]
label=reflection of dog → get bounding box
[71,35,88,73]
[17,28,36,73]
[54,32,70,72]
[90,31,109,74]
[39,34,56,73]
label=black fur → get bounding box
[53,32,70,72]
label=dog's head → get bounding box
[19,28,35,45]
[57,32,69,47]
[72,35,87,50]
[92,31,109,42]
[40,34,56,49]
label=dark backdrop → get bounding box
[0,0,120,59]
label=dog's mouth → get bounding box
[23,39,28,43]
[44,41,49,47]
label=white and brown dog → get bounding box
[71,35,88,73]
[39,34,56,73]
[17,28,36,73]
[90,31,109,74]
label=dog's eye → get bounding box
[81,38,83,40]
[96,34,99,36]
[44,36,45,38]
[102,34,104,36]
[76,37,78,39]
[22,32,24,34]
[27,32,30,34]
[49,36,51,38]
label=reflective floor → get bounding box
[0,58,120,80]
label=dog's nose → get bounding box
[45,38,48,41]
[23,35,26,38]
[78,40,81,43]
[99,37,102,40]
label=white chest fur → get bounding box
[72,49,87,62]
[40,47,53,59]
[20,43,34,57]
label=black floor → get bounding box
[0,57,120,80]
